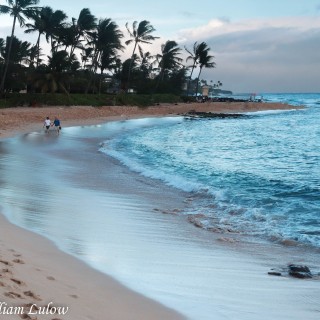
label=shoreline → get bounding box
[0,101,301,139]
[1,101,317,320]
[0,215,185,320]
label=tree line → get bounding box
[0,0,216,96]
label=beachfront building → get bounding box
[202,85,210,97]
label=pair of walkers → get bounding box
[43,116,61,134]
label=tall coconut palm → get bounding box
[98,47,119,93]
[125,20,158,89]
[25,6,58,66]
[155,40,182,88]
[0,0,40,93]
[10,36,32,66]
[43,9,68,53]
[0,36,33,92]
[185,41,210,96]
[1,35,32,66]
[195,50,216,96]
[26,7,67,54]
[86,18,123,93]
[67,8,96,58]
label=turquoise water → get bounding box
[102,93,320,248]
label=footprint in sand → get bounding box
[13,258,25,264]
[4,291,24,299]
[11,278,26,286]
[20,303,39,311]
[24,290,42,301]
[47,276,55,281]
[69,294,78,299]
[20,303,39,317]
[20,313,37,320]
[0,259,13,266]
[2,268,13,274]
[0,280,7,287]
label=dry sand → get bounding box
[0,101,302,319]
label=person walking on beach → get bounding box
[43,117,51,133]
[53,117,61,134]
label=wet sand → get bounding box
[0,214,184,320]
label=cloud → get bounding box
[178,17,320,93]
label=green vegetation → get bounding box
[0,93,182,108]
[0,0,218,102]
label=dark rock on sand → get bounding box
[268,271,282,276]
[268,264,314,279]
[288,264,312,279]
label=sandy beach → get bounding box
[0,214,185,320]
[2,100,319,320]
[0,100,300,139]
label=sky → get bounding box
[0,0,320,93]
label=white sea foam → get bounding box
[100,94,320,249]
[243,109,299,116]
[102,145,208,193]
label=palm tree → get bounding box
[9,36,32,66]
[48,50,72,72]
[0,0,40,94]
[125,20,158,90]
[28,71,69,94]
[118,56,139,91]
[185,41,210,96]
[25,6,58,66]
[195,50,216,96]
[28,50,72,94]
[67,8,96,58]
[80,47,93,68]
[0,38,5,63]
[98,47,119,93]
[0,35,33,92]
[27,44,40,68]
[155,40,182,89]
[86,18,123,93]
[43,9,68,53]
[138,47,155,78]
[26,7,67,54]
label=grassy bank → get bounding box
[0,93,183,108]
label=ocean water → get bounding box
[101,93,320,249]
[0,93,320,319]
